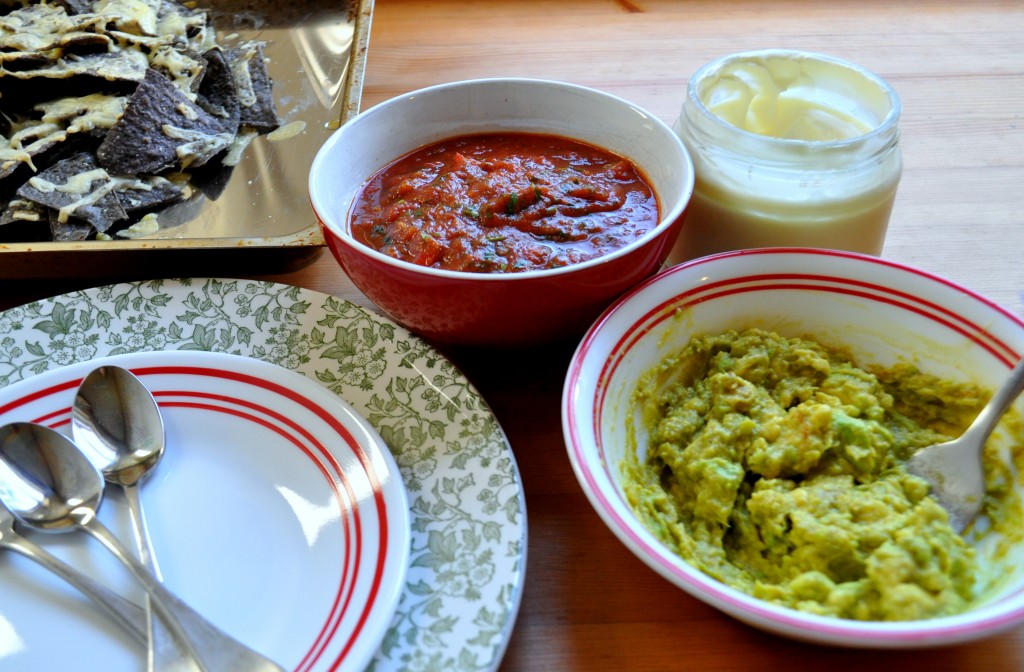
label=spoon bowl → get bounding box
[0,421,284,672]
[72,365,171,671]
[72,365,165,491]
[0,422,103,531]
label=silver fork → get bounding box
[905,356,1024,533]
[0,502,146,643]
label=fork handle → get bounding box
[3,535,147,644]
[81,515,285,672]
[965,356,1024,444]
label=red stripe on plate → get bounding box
[0,362,396,671]
[132,365,392,672]
[161,398,358,671]
[0,378,80,416]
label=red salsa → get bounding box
[349,133,659,272]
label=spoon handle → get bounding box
[123,482,182,672]
[123,484,162,577]
[2,534,147,644]
[80,516,285,672]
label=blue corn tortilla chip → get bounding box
[16,151,127,231]
[0,50,145,110]
[47,209,93,241]
[0,124,105,194]
[0,119,65,180]
[52,0,92,15]
[113,174,184,212]
[0,197,49,241]
[96,68,234,174]
[196,47,240,133]
[229,41,279,133]
[0,197,45,225]
[0,49,149,83]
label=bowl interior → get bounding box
[565,248,1024,646]
[310,78,694,262]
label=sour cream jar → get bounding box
[670,50,902,261]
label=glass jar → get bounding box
[670,50,902,262]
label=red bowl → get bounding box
[309,78,694,347]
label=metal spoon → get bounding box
[0,501,147,644]
[71,365,171,670]
[71,365,164,569]
[905,356,1024,533]
[0,422,285,672]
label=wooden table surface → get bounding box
[275,2,1024,669]
[5,1,1024,670]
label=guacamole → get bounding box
[624,328,1006,621]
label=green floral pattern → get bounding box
[0,278,526,672]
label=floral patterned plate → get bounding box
[0,278,527,672]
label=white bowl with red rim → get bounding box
[562,247,1024,647]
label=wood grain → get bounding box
[346,2,1024,670]
[3,1,1024,669]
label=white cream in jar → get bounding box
[671,50,902,261]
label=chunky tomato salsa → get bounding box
[349,133,659,272]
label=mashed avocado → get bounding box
[624,328,1004,621]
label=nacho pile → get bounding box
[0,0,280,241]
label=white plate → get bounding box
[0,278,527,671]
[0,350,410,671]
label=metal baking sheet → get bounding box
[0,0,373,280]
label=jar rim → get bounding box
[686,49,901,150]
